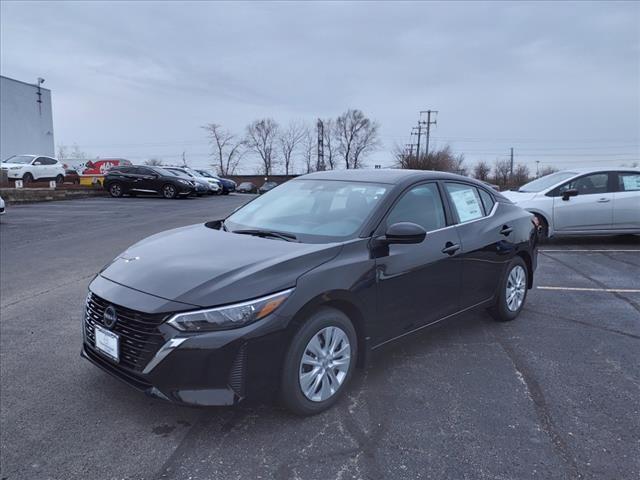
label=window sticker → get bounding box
[622,174,640,191]
[450,188,483,222]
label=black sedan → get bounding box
[82,169,537,415]
[104,165,196,199]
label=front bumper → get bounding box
[81,276,289,406]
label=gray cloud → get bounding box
[1,1,638,171]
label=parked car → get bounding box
[163,167,212,196]
[82,169,537,415]
[64,169,80,184]
[0,196,5,216]
[237,181,257,193]
[104,165,196,199]
[259,181,278,194]
[502,167,640,239]
[2,155,65,184]
[195,170,236,194]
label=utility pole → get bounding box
[536,160,540,178]
[405,143,415,157]
[421,110,438,159]
[316,119,325,171]
[411,124,423,161]
[509,148,514,175]
[182,151,187,167]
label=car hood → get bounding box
[1,163,26,168]
[500,190,539,204]
[100,224,341,307]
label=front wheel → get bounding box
[162,184,178,199]
[22,173,33,184]
[281,308,357,415]
[108,182,124,198]
[489,256,528,322]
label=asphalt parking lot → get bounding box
[1,195,638,480]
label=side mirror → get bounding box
[562,188,578,201]
[377,222,427,245]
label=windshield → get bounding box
[518,171,577,192]
[165,168,192,178]
[196,170,214,178]
[225,179,389,242]
[3,155,34,165]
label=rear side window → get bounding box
[618,172,640,192]
[386,183,446,232]
[555,172,610,196]
[478,189,495,214]
[445,183,484,223]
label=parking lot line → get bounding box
[537,286,640,293]
[539,249,640,253]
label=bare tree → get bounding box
[302,127,315,174]
[278,121,306,175]
[394,145,466,174]
[473,160,491,181]
[202,123,246,176]
[539,165,559,177]
[246,119,279,175]
[57,143,89,160]
[321,118,336,170]
[145,158,164,166]
[334,109,380,169]
[512,163,530,187]
[493,159,512,189]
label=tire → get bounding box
[281,307,357,416]
[55,174,64,185]
[22,173,33,184]
[489,256,528,322]
[162,183,178,199]
[108,182,124,198]
[534,214,549,244]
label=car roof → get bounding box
[558,166,640,174]
[300,168,483,185]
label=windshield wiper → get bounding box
[232,229,298,242]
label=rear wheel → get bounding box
[281,308,357,415]
[489,256,528,322]
[162,184,178,199]
[22,172,33,184]
[108,182,124,198]
[55,174,64,185]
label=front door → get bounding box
[553,172,614,231]
[375,182,463,343]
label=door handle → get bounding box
[597,198,610,203]
[500,225,513,236]
[441,242,460,255]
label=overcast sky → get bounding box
[1,1,639,174]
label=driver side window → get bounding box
[386,183,446,232]
[558,173,610,196]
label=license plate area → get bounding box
[94,324,119,362]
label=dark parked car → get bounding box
[104,165,196,199]
[237,181,257,193]
[259,181,278,194]
[64,169,80,184]
[195,169,236,194]
[82,169,537,415]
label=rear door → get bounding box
[613,171,640,230]
[375,182,463,340]
[443,182,511,307]
[552,172,614,232]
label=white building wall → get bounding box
[0,75,55,161]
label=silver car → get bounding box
[502,167,640,239]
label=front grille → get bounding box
[84,292,167,372]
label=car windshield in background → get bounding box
[195,170,214,178]
[3,155,34,164]
[518,171,577,192]
[164,168,192,178]
[225,179,389,242]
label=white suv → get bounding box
[2,155,66,184]
[502,167,640,239]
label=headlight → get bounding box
[177,179,190,185]
[167,288,294,332]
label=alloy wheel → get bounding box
[506,265,526,311]
[110,184,122,197]
[163,185,176,199]
[299,326,351,402]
